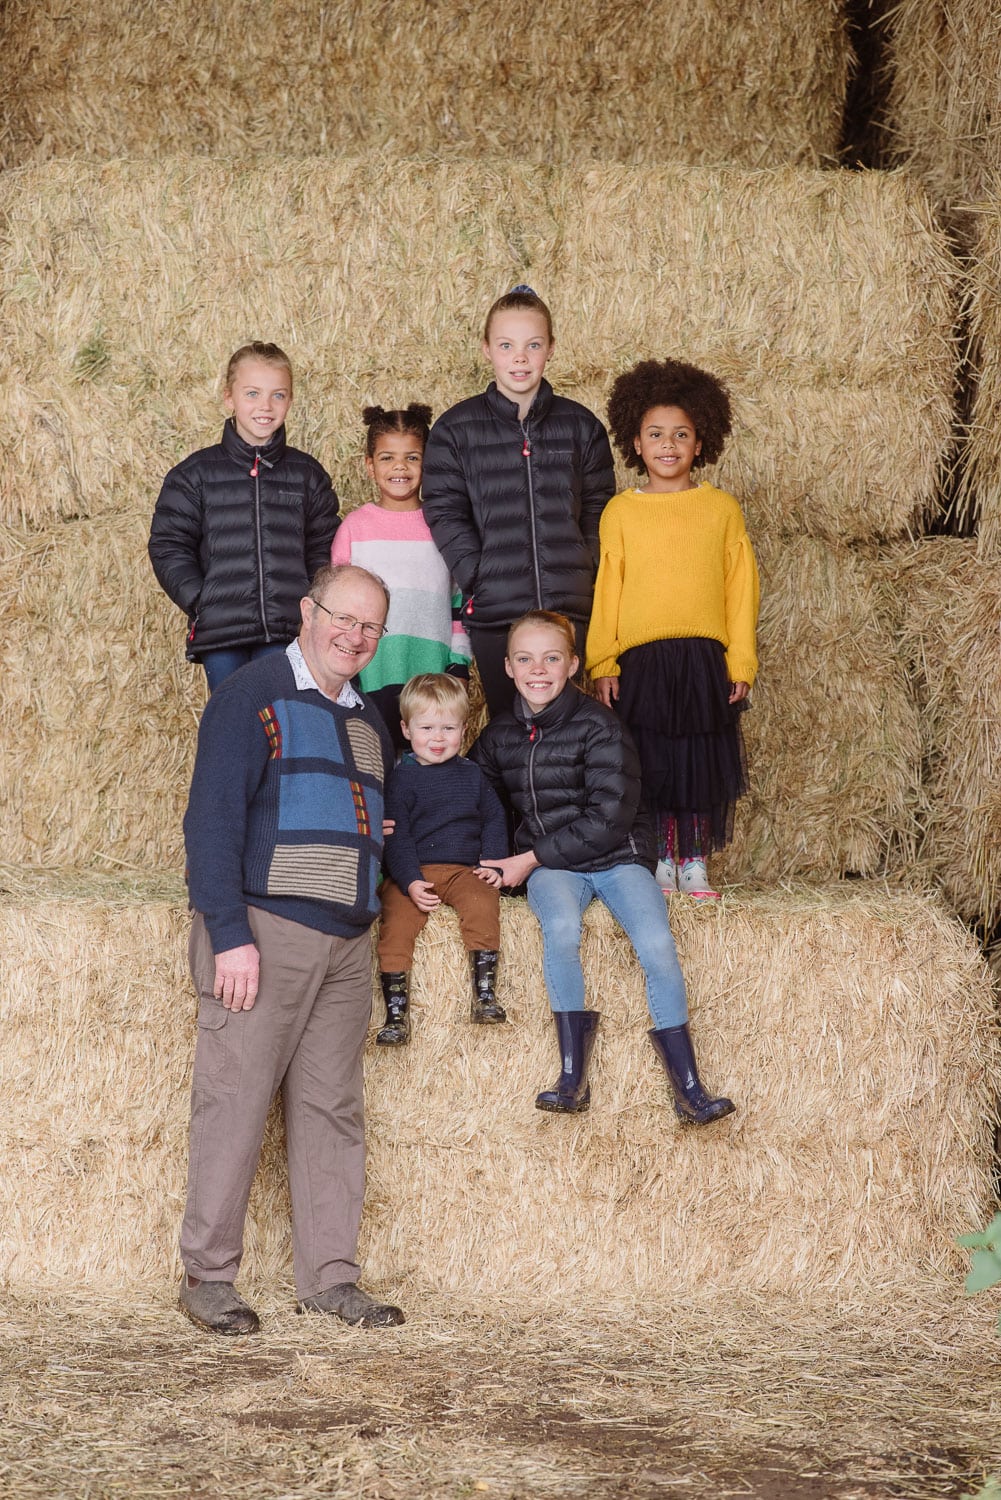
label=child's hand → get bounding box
[729,681,750,704]
[408,879,440,912]
[474,864,503,888]
[383,818,396,838]
[594,676,619,706]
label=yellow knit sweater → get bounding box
[586,482,760,685]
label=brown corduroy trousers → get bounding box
[377,863,501,971]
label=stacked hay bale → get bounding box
[0,18,996,1310]
[878,2,1001,554]
[0,160,957,882]
[0,1,850,170]
[963,205,1001,557]
[863,6,1001,930]
[883,0,1001,239]
[883,540,1001,931]
[1,871,996,1296]
[716,536,925,884]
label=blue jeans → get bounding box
[200,642,289,694]
[526,864,689,1030]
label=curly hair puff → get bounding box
[606,359,732,473]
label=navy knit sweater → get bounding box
[383,754,508,891]
[184,652,394,952]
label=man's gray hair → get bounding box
[308,563,390,613]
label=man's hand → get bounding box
[408,879,441,912]
[214,943,260,1012]
[490,851,540,888]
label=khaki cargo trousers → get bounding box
[180,906,373,1299]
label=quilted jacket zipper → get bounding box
[520,420,543,608]
[250,450,270,642]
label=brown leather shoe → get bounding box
[296,1282,405,1327]
[178,1275,260,1336]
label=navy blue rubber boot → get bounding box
[535,1010,600,1114]
[649,1024,735,1124]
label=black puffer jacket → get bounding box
[421,380,615,629]
[148,419,340,658]
[472,683,656,872]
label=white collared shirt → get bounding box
[286,638,365,708]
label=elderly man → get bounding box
[178,563,403,1336]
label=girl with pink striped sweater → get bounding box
[332,404,472,752]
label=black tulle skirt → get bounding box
[617,637,748,858]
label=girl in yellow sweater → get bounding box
[587,359,759,898]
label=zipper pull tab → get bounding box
[464,595,474,617]
[522,437,530,458]
[250,453,260,477]
[529,723,537,742]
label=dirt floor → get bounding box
[2,1284,999,1499]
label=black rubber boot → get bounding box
[648,1024,735,1124]
[535,1010,600,1113]
[376,972,410,1045]
[470,949,506,1023]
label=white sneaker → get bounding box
[655,857,677,892]
[677,857,720,900]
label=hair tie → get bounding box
[511,283,536,295]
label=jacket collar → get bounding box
[221,416,287,470]
[484,377,555,424]
[514,680,583,734]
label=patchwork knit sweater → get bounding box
[184,652,394,952]
[330,503,471,691]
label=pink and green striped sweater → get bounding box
[331,503,472,692]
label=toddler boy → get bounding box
[377,674,508,1043]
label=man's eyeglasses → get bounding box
[311,599,388,640]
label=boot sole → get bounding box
[535,1095,590,1114]
[673,1099,736,1125]
[178,1298,260,1336]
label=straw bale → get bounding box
[0,1,849,171]
[0,519,921,883]
[962,202,1001,556]
[884,536,1001,928]
[884,0,1001,234]
[0,159,957,542]
[0,516,202,871]
[0,874,997,1303]
[715,534,923,884]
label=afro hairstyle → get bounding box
[606,359,732,472]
